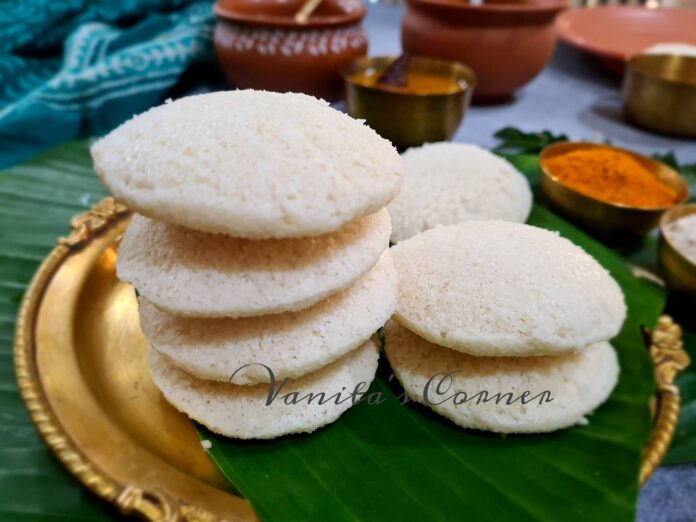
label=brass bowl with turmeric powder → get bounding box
[539,142,690,241]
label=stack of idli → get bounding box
[91,90,404,439]
[387,142,533,243]
[385,221,626,433]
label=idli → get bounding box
[384,321,619,434]
[391,221,626,356]
[388,143,532,242]
[149,338,380,439]
[118,209,391,317]
[141,251,397,384]
[91,90,404,238]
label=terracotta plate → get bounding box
[555,7,696,70]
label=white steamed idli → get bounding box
[149,338,380,439]
[388,143,532,242]
[91,90,404,238]
[117,209,391,317]
[141,250,397,384]
[391,221,626,356]
[384,321,619,434]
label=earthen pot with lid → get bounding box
[214,0,368,101]
[402,0,568,102]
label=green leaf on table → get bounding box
[493,126,569,154]
[663,303,696,466]
[667,374,696,465]
[0,142,113,521]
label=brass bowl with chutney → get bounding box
[341,56,476,149]
[659,204,696,298]
[539,142,689,242]
[623,54,696,139]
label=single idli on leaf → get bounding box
[91,90,404,239]
[149,338,380,439]
[140,250,397,384]
[384,321,619,434]
[388,143,532,242]
[117,210,391,318]
[391,221,626,356]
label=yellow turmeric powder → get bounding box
[543,148,678,208]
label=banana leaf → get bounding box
[0,142,112,520]
[663,312,696,466]
[0,141,690,521]
[200,201,663,522]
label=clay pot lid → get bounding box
[215,0,366,27]
[407,0,568,12]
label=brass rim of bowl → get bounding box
[340,55,477,98]
[539,141,690,212]
[659,203,696,270]
[627,54,696,88]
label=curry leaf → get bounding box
[493,127,569,154]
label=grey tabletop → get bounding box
[363,3,696,521]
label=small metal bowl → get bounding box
[341,56,476,149]
[539,142,690,242]
[623,54,696,138]
[659,204,696,297]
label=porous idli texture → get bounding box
[384,321,619,434]
[388,143,532,242]
[141,251,397,384]
[149,338,380,439]
[391,221,626,356]
[117,209,391,317]
[91,90,404,238]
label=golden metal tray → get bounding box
[13,198,690,521]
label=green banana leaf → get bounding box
[0,141,691,521]
[663,317,696,466]
[0,142,112,520]
[199,203,663,522]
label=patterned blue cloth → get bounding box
[0,0,216,169]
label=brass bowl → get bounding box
[539,142,690,241]
[659,204,696,297]
[341,55,475,149]
[623,54,696,138]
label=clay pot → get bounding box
[214,0,368,101]
[402,0,568,102]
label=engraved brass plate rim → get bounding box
[13,198,690,521]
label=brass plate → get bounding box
[13,198,690,521]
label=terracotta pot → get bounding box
[402,0,568,102]
[214,0,368,101]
